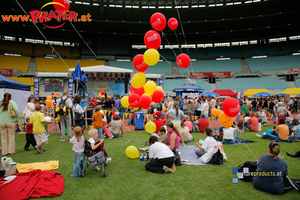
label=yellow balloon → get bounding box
[143,49,159,66]
[125,146,139,159]
[156,86,164,93]
[121,96,130,108]
[145,121,156,134]
[131,72,146,89]
[144,81,156,96]
[142,93,152,100]
[98,94,101,97]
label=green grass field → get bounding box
[6,125,300,200]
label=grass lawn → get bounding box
[7,125,300,200]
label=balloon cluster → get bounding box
[211,97,240,128]
[45,96,53,108]
[122,12,193,110]
[98,91,105,98]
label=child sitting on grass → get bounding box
[237,119,244,133]
[70,126,85,177]
[195,127,216,158]
[24,116,41,154]
[138,126,168,152]
[30,105,51,152]
[88,129,111,170]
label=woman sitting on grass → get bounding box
[256,118,289,142]
[180,122,194,143]
[289,118,300,140]
[222,123,239,145]
[195,128,216,158]
[145,136,176,174]
[107,114,124,138]
[253,141,300,194]
[166,121,182,149]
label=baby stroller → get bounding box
[84,138,108,177]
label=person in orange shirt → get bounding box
[92,106,104,139]
[257,118,289,142]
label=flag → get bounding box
[72,61,82,81]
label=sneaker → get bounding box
[106,158,112,164]
[256,134,262,138]
[137,148,146,152]
[60,139,65,142]
[95,166,100,171]
[79,172,85,177]
[163,165,174,174]
[103,134,107,138]
[171,163,177,172]
[286,152,296,157]
[24,148,30,151]
[34,145,41,154]
[108,135,114,139]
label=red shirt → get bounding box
[197,118,209,133]
[91,99,99,107]
[153,119,165,134]
[247,116,258,132]
[26,123,33,134]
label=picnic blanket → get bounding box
[0,170,64,200]
[16,161,59,173]
[178,145,206,166]
[222,137,257,145]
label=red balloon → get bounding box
[128,93,140,107]
[144,30,161,50]
[168,18,178,30]
[51,92,54,95]
[139,95,152,109]
[176,53,190,68]
[53,0,70,11]
[101,91,105,95]
[152,90,164,103]
[133,54,148,72]
[222,97,240,117]
[150,12,166,31]
[130,86,145,97]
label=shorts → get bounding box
[34,132,48,144]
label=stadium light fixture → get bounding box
[216,58,230,60]
[252,56,267,58]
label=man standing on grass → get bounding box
[57,91,73,142]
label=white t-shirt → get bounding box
[201,102,209,116]
[223,127,236,140]
[70,135,85,153]
[183,99,188,110]
[88,138,96,144]
[201,136,215,153]
[258,111,267,123]
[100,110,107,121]
[148,142,174,159]
[181,126,192,141]
[25,102,35,117]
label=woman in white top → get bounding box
[181,122,194,143]
[25,96,36,117]
[195,128,216,157]
[222,123,239,145]
[145,136,176,174]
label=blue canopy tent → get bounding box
[172,84,204,97]
[200,91,220,97]
[296,94,300,97]
[0,74,31,115]
[253,92,274,97]
[275,93,290,97]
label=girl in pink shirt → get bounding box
[70,126,85,177]
[166,122,181,149]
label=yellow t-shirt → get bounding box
[30,111,46,134]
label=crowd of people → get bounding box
[0,91,299,194]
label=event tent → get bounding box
[244,89,274,96]
[69,65,133,73]
[277,88,300,96]
[0,74,31,114]
[213,89,237,97]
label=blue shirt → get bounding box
[169,109,184,121]
[179,99,183,109]
[81,75,87,85]
[293,124,300,137]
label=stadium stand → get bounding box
[0,55,30,73]
[0,41,32,56]
[9,77,34,91]
[177,59,242,75]
[280,42,300,55]
[35,44,71,58]
[245,55,300,73]
[206,47,240,59]
[241,44,279,57]
[216,77,289,91]
[295,81,300,88]
[164,79,211,92]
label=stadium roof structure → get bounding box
[1,0,300,45]
[69,65,133,73]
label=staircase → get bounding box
[26,57,37,76]
[287,81,296,88]
[241,58,251,74]
[210,83,217,91]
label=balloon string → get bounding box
[173,30,182,54]
[15,0,70,70]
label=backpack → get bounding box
[207,149,223,165]
[213,129,222,141]
[172,149,182,166]
[55,97,69,116]
[237,161,258,182]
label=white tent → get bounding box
[69,65,133,73]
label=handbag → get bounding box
[9,102,16,118]
[87,151,106,168]
[74,112,84,120]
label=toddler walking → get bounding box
[24,116,41,154]
[70,126,85,177]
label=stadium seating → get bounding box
[0,41,32,56]
[9,77,34,91]
[36,44,71,58]
[280,42,300,55]
[177,59,242,75]
[245,55,300,73]
[216,77,288,90]
[163,79,211,92]
[295,81,300,88]
[241,44,279,57]
[0,55,30,73]
[206,47,240,59]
